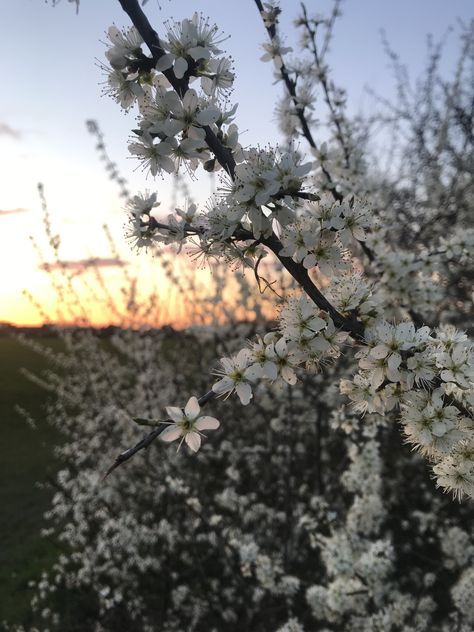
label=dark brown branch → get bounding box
[254,0,343,199]
[148,216,363,338]
[262,233,365,339]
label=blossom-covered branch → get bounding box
[102,0,474,500]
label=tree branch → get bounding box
[104,390,217,477]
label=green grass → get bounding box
[0,337,63,626]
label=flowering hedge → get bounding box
[9,1,474,630]
[14,323,474,631]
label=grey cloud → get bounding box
[0,207,28,216]
[0,123,21,139]
[39,257,127,272]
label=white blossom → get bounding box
[161,396,220,452]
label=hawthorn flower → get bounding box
[248,334,279,380]
[366,321,430,381]
[160,396,219,452]
[159,202,200,247]
[433,450,474,500]
[260,37,292,69]
[406,350,436,386]
[200,57,235,97]
[212,348,258,405]
[190,12,227,54]
[401,389,465,457]
[279,219,316,263]
[105,25,143,70]
[157,13,227,79]
[103,68,144,110]
[266,337,298,384]
[126,191,160,217]
[125,214,158,250]
[279,227,309,262]
[437,343,474,389]
[138,85,176,135]
[381,381,411,412]
[340,374,383,415]
[436,325,468,351]
[302,231,347,274]
[280,295,327,341]
[326,272,378,317]
[234,159,280,207]
[274,151,312,192]
[202,199,245,240]
[314,320,348,355]
[164,89,221,140]
[169,137,208,171]
[128,131,176,176]
[358,353,401,388]
[337,198,372,245]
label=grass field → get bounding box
[0,336,62,626]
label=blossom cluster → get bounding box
[342,322,474,498]
[104,15,234,106]
[211,296,349,405]
[102,15,239,188]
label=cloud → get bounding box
[39,257,127,273]
[0,207,28,216]
[0,123,21,139]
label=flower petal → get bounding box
[262,361,278,381]
[166,406,184,422]
[371,345,388,359]
[236,382,252,405]
[212,377,233,394]
[156,53,174,72]
[196,106,220,126]
[188,46,210,61]
[195,416,220,431]
[282,367,297,385]
[183,88,198,111]
[160,425,182,442]
[184,396,200,420]
[174,56,188,79]
[185,431,201,452]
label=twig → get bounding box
[104,390,216,477]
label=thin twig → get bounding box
[104,390,216,477]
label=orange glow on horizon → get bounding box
[2,257,278,330]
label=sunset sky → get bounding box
[1,0,472,326]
